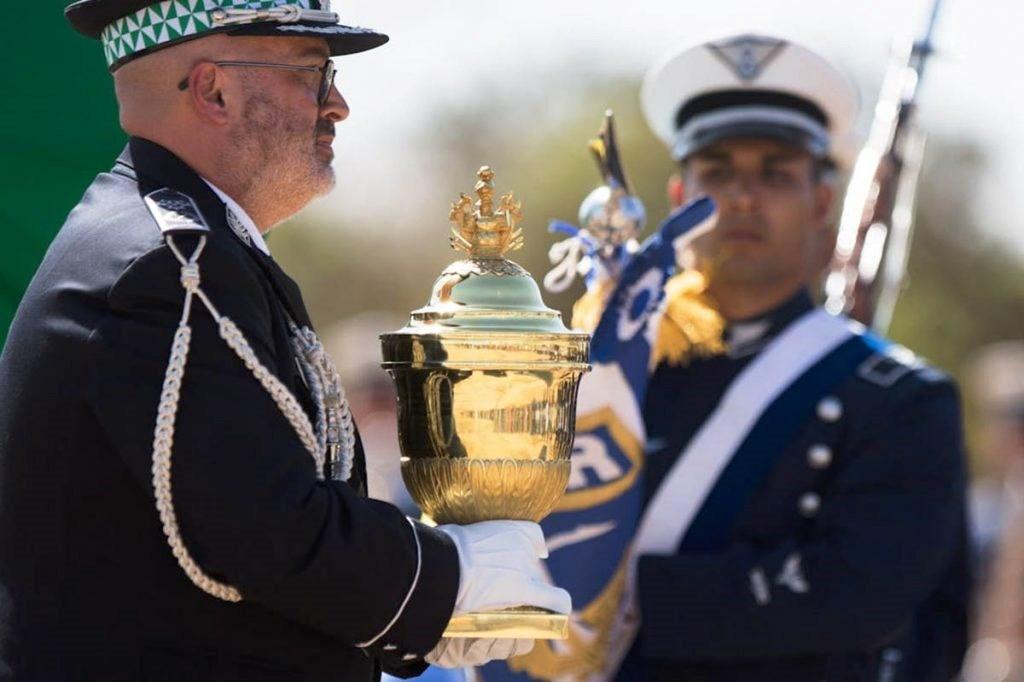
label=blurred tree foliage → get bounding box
[274,75,1024,460]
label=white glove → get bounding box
[425,520,571,668]
[425,636,535,668]
[438,520,571,615]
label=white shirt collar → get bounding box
[726,320,771,358]
[201,178,272,256]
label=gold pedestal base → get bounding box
[443,607,568,639]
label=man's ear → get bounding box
[185,62,230,125]
[809,181,838,275]
[812,224,837,273]
[667,173,686,209]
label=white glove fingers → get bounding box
[511,520,548,558]
[466,520,548,558]
[470,566,550,601]
[464,638,491,666]
[439,519,561,617]
[511,638,535,657]
[469,550,544,577]
[426,635,540,668]
[465,637,517,666]
[477,572,571,614]
[524,581,572,615]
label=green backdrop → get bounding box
[0,4,125,345]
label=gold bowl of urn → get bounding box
[381,167,590,638]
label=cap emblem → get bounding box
[707,35,787,82]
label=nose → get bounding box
[321,84,349,122]
[726,173,759,213]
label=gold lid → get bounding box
[403,166,578,334]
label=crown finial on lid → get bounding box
[449,166,523,259]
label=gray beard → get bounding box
[220,92,333,228]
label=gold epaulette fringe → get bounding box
[650,269,726,368]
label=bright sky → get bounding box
[310,0,1022,254]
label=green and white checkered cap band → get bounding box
[100,0,332,67]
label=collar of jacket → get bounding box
[725,287,814,356]
[116,137,314,329]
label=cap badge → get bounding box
[708,35,787,82]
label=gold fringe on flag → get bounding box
[568,268,725,365]
[570,278,616,333]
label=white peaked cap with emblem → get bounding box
[642,33,859,167]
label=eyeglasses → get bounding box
[176,59,337,105]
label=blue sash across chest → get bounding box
[633,309,889,559]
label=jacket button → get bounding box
[799,493,821,517]
[807,444,833,469]
[816,396,843,422]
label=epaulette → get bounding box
[143,188,210,236]
[857,344,942,387]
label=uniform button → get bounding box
[807,444,833,469]
[816,396,843,422]
[798,492,821,517]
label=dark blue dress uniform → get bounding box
[0,138,460,681]
[625,290,970,681]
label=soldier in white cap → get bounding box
[614,33,970,680]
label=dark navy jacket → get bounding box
[0,138,459,681]
[627,291,969,681]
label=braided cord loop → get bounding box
[218,317,323,472]
[152,321,242,602]
[151,234,352,602]
[152,236,243,602]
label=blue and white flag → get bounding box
[479,197,715,682]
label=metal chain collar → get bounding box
[151,234,353,602]
[289,323,356,482]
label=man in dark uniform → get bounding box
[0,2,569,680]
[618,34,970,680]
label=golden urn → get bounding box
[380,167,590,639]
